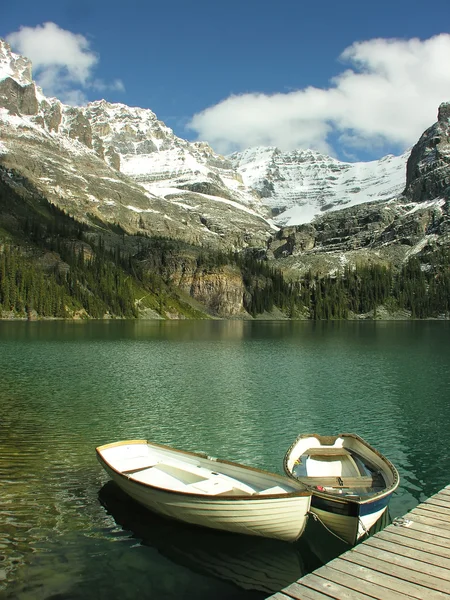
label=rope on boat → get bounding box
[358,516,370,539]
[308,511,370,546]
[308,511,350,545]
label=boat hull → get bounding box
[310,491,393,545]
[97,442,311,543]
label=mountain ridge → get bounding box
[1,39,449,320]
[1,38,416,232]
[229,146,409,226]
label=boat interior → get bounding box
[101,443,300,498]
[291,445,386,496]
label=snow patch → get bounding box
[126,205,160,214]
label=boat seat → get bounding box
[130,467,189,492]
[259,485,288,495]
[305,447,350,456]
[189,478,235,495]
[303,475,384,488]
[115,456,159,473]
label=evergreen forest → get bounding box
[0,174,449,320]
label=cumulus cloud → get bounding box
[188,34,450,158]
[6,22,124,105]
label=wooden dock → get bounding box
[268,485,450,599]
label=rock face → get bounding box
[0,39,33,85]
[0,78,38,115]
[267,103,450,275]
[230,146,408,226]
[404,102,450,203]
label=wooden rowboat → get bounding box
[96,439,311,542]
[283,433,399,545]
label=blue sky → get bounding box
[2,0,450,161]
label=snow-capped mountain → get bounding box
[0,37,448,274]
[230,146,408,226]
[0,39,273,251]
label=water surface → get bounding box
[1,320,449,598]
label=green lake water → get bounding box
[1,320,449,599]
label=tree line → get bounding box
[1,195,449,320]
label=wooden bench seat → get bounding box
[305,447,351,457]
[301,475,384,488]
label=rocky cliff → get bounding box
[269,103,450,277]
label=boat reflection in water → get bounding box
[99,481,308,595]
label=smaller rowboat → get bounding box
[283,433,399,545]
[96,439,311,542]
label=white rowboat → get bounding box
[97,439,312,542]
[283,433,399,545]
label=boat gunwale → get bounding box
[283,432,400,505]
[96,439,311,500]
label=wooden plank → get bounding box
[307,447,350,456]
[377,528,450,559]
[280,581,338,599]
[351,544,450,590]
[298,475,376,487]
[424,496,450,510]
[390,516,450,541]
[413,506,450,523]
[415,502,450,518]
[432,488,450,500]
[364,535,450,571]
[430,488,450,498]
[384,523,450,550]
[407,511,450,532]
[341,549,450,595]
[292,573,374,600]
[315,564,412,599]
[268,594,317,600]
[329,558,449,600]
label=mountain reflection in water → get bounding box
[99,481,308,595]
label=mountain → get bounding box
[0,39,449,320]
[269,103,450,263]
[229,146,409,226]
[0,39,273,252]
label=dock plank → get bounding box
[407,510,450,532]
[290,573,374,599]
[353,542,450,582]
[414,502,450,518]
[424,496,450,510]
[276,582,337,599]
[342,549,450,595]
[328,558,449,600]
[363,535,450,571]
[413,506,450,523]
[314,564,411,599]
[376,528,450,559]
[396,516,450,540]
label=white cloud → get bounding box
[6,22,124,105]
[188,34,450,158]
